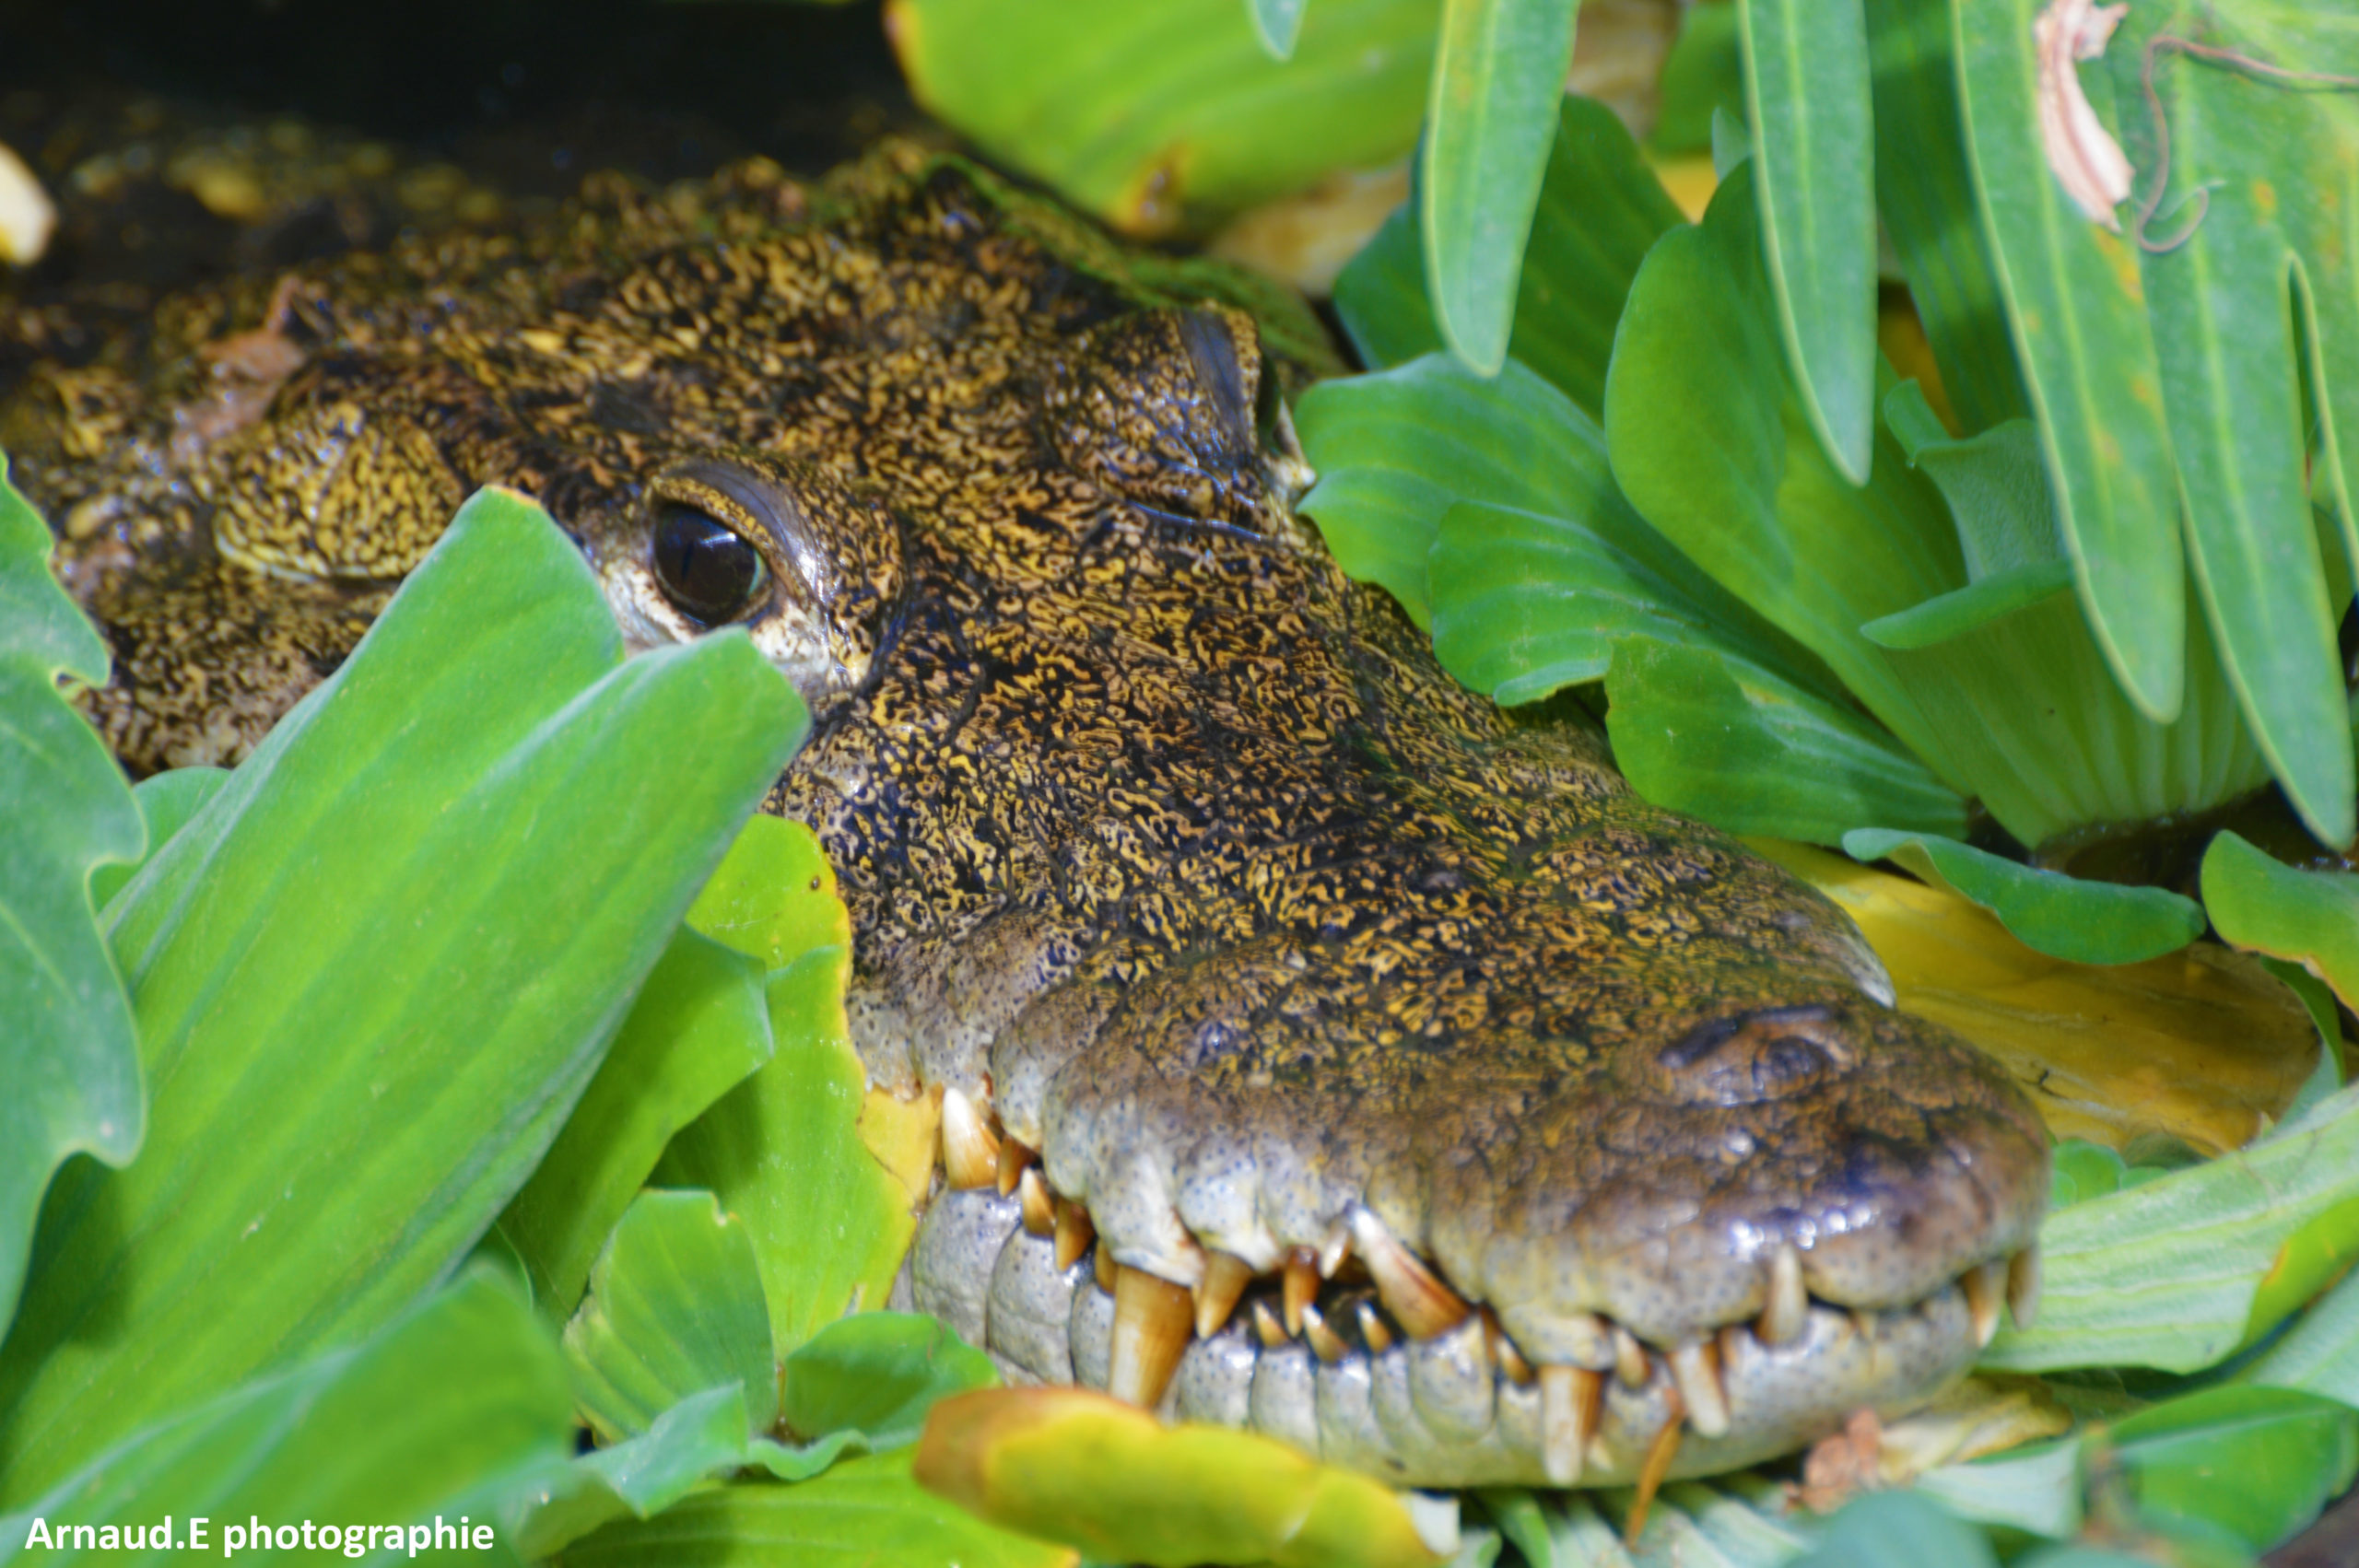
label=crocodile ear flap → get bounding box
[1046,304,1277,534]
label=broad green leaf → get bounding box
[1980,1082,2359,1374]
[1420,0,1581,375]
[1737,0,1877,482]
[561,1450,1072,1568]
[1248,0,1309,58]
[520,1384,760,1557]
[1650,1,1742,156]
[661,823,915,1355]
[2093,1386,2359,1555]
[565,1188,780,1442]
[1915,1440,2083,1541]
[1604,161,1969,789]
[90,769,227,911]
[2048,1140,2169,1211]
[0,451,144,1341]
[1608,641,1967,844]
[914,1387,1441,1568]
[890,0,1438,236]
[2202,830,2359,1012]
[0,489,804,1502]
[1863,0,2030,434]
[2248,1250,2359,1409]
[1840,829,2201,965]
[502,928,774,1321]
[1788,1491,1994,1568]
[1333,96,1684,413]
[0,1271,572,1564]
[2107,6,2353,847]
[1954,0,2186,721]
[780,1313,995,1452]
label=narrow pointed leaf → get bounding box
[1738,0,1878,481]
[0,451,144,1341]
[1421,0,1582,374]
[1842,829,2201,965]
[0,490,804,1501]
[89,769,227,911]
[1954,0,2186,720]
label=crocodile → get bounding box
[4,143,2049,1494]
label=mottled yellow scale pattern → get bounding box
[7,146,2046,1431]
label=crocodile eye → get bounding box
[651,502,768,625]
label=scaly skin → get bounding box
[4,144,2048,1487]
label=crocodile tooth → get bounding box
[1282,1246,1320,1336]
[1757,1243,1807,1346]
[1612,1324,1651,1389]
[2007,1245,2042,1329]
[1018,1167,1054,1236]
[996,1136,1036,1198]
[1962,1258,2007,1348]
[1356,1299,1395,1354]
[1109,1263,1193,1410]
[1094,1243,1118,1293]
[1481,1307,1535,1386]
[1302,1302,1348,1363]
[1054,1198,1096,1272]
[1194,1250,1254,1339]
[1671,1340,1730,1438]
[940,1086,1000,1190]
[1348,1206,1471,1340]
[1251,1298,1291,1350]
[1538,1363,1601,1486]
[1627,1389,1688,1543]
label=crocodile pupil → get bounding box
[651,503,765,624]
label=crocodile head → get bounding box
[9,140,2049,1490]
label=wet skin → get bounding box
[5,145,2048,1488]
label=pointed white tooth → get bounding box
[1356,1299,1396,1355]
[1630,1401,1686,1540]
[1539,1364,1601,1486]
[1302,1302,1348,1363]
[1346,1205,1470,1340]
[996,1135,1036,1198]
[1282,1246,1320,1336]
[1194,1250,1254,1339]
[1054,1198,1096,1272]
[1758,1243,1808,1346]
[1613,1325,1651,1389]
[1671,1340,1730,1438]
[2007,1245,2042,1329]
[1482,1308,1535,1386]
[1962,1258,2006,1348]
[1251,1298,1291,1350]
[1109,1263,1193,1410]
[1017,1167,1054,1235]
[940,1086,1001,1190]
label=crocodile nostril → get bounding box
[1654,1005,1848,1105]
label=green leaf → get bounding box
[1420,0,1582,375]
[502,926,775,1321]
[2109,8,2353,848]
[1737,0,1878,482]
[1607,639,1968,844]
[2095,1386,2359,1554]
[559,1450,1071,1568]
[2202,829,2359,1012]
[891,0,1438,236]
[660,821,916,1356]
[1650,1,1743,156]
[90,769,227,911]
[2247,1246,2359,1409]
[0,450,145,1342]
[1790,1490,1995,1568]
[0,489,804,1502]
[0,1271,572,1562]
[1333,96,1684,413]
[1840,829,2202,965]
[1916,1440,2084,1541]
[1248,0,1309,58]
[780,1313,995,1452]
[1604,160,1970,788]
[1863,0,2030,435]
[1953,0,2186,720]
[565,1188,780,1443]
[1980,1082,2359,1375]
